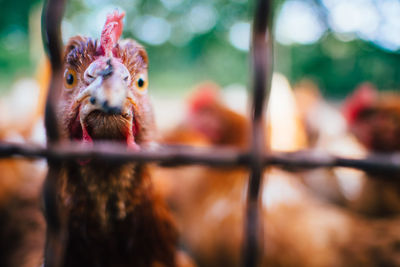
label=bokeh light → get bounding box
[275,0,326,45]
[229,21,250,51]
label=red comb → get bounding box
[188,82,220,113]
[343,83,378,125]
[100,10,125,56]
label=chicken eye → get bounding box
[64,69,77,89]
[137,78,144,88]
[136,74,148,92]
[66,74,74,84]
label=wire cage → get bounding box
[1,0,400,266]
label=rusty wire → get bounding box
[42,0,67,266]
[243,0,272,266]
[3,142,400,172]
[0,0,395,267]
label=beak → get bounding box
[78,58,131,115]
[89,74,126,114]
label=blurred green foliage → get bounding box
[276,34,400,98]
[0,0,41,90]
[0,0,400,99]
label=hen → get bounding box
[156,80,305,266]
[44,10,191,267]
[155,82,400,266]
[154,83,249,267]
[292,80,365,206]
[343,83,400,153]
[341,83,400,216]
[161,82,249,148]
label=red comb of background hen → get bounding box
[188,82,220,113]
[343,83,378,125]
[100,10,125,56]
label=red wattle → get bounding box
[82,124,93,145]
[77,124,93,165]
[126,134,139,151]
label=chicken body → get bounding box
[44,11,184,267]
[58,162,178,267]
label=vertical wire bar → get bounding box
[42,0,65,144]
[243,0,273,266]
[41,0,67,266]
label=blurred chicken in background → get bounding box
[152,81,250,266]
[294,80,400,217]
[162,81,249,148]
[154,74,307,214]
[0,69,48,267]
[153,74,400,267]
[152,75,308,266]
[0,7,50,267]
[341,83,400,216]
[293,80,367,206]
[0,79,48,265]
[153,81,251,266]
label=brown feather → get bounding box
[57,162,178,267]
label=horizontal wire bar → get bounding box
[267,150,400,173]
[2,141,400,172]
[0,142,247,166]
